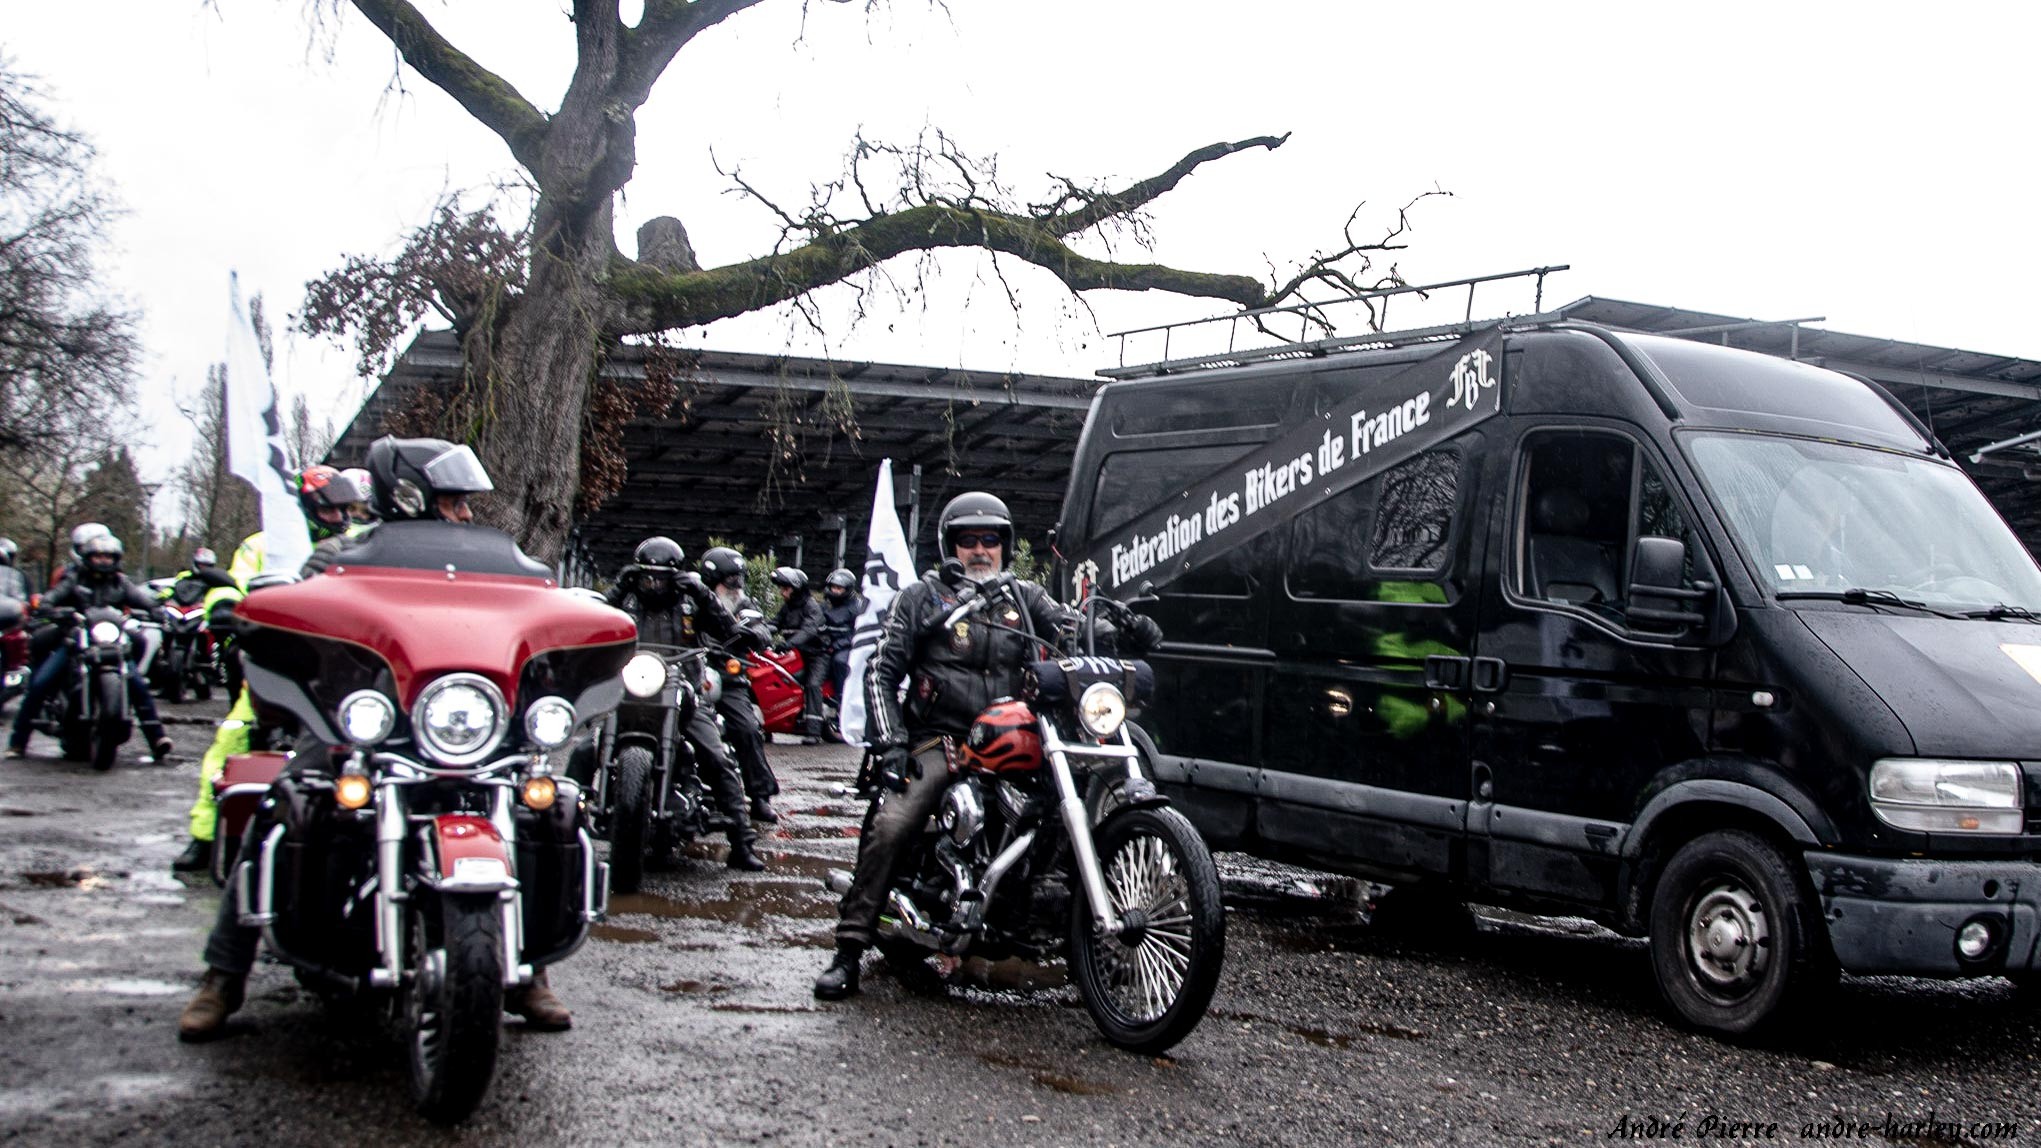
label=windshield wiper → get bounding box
[1960,602,2041,622]
[1774,587,1965,618]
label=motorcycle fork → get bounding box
[489,784,529,985]
[1049,751,1123,938]
[371,781,407,989]
[654,702,680,818]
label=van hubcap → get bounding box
[1687,882,1769,992]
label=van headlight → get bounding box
[337,690,397,746]
[622,652,666,698]
[411,673,506,766]
[1870,759,2023,834]
[1077,682,1127,738]
[523,696,577,749]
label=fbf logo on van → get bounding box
[1089,326,1506,598]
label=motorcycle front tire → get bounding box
[1067,805,1225,1055]
[163,648,186,705]
[89,671,126,771]
[609,746,655,895]
[407,893,504,1126]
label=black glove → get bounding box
[1123,613,1164,653]
[873,744,913,793]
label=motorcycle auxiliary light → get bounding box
[1077,682,1128,738]
[521,774,558,811]
[724,657,743,677]
[524,696,577,749]
[335,771,372,810]
[412,673,506,766]
[337,690,398,746]
[89,620,122,646]
[622,652,666,698]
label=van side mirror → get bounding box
[1627,535,1713,635]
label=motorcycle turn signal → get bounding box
[335,772,372,810]
[521,775,558,811]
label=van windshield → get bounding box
[1687,433,2041,611]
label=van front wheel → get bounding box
[1648,829,1832,1038]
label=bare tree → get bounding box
[171,363,260,554]
[294,3,1425,562]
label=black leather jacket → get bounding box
[774,591,826,655]
[43,572,161,616]
[863,570,1077,748]
[605,573,747,651]
[820,593,863,655]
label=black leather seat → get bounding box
[1526,489,1619,605]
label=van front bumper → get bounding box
[1804,854,2041,976]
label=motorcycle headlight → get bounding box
[90,621,122,645]
[1870,758,2023,834]
[1077,682,1127,738]
[337,690,397,746]
[622,652,666,698]
[523,696,577,749]
[410,673,506,766]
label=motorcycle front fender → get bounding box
[425,814,518,893]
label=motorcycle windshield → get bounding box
[235,564,636,708]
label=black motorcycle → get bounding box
[153,577,218,703]
[592,643,725,893]
[32,606,138,770]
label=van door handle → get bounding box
[1471,656,1508,693]
[1423,655,1469,690]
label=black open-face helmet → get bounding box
[824,568,856,599]
[769,566,808,593]
[363,436,493,521]
[700,546,746,589]
[937,491,1014,567]
[79,533,123,578]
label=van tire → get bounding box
[1648,829,1832,1037]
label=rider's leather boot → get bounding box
[505,968,572,1031]
[144,722,174,760]
[726,837,767,871]
[171,837,212,873]
[813,943,863,1000]
[177,967,246,1041]
[749,797,779,824]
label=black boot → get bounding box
[813,943,864,1000]
[144,723,174,760]
[749,797,778,824]
[171,838,213,873]
[726,837,766,872]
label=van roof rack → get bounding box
[1101,265,1570,380]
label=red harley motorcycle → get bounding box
[745,645,838,738]
[223,520,633,1123]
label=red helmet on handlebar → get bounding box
[961,699,1043,775]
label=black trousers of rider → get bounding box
[835,740,948,947]
[798,649,828,735]
[716,687,777,799]
[684,706,755,845]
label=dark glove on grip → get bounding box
[876,745,913,793]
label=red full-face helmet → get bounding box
[960,699,1043,775]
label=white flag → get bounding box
[223,273,311,574]
[838,460,916,747]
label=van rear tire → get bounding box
[1648,829,1832,1038]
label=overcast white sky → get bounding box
[7,1,2039,510]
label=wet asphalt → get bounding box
[3,698,2039,1146]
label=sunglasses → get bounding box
[952,530,1004,549]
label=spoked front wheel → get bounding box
[1068,805,1224,1054]
[407,893,504,1125]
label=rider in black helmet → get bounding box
[819,568,864,704]
[604,537,766,870]
[769,566,828,744]
[811,491,1165,999]
[700,545,780,821]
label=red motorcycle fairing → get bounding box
[214,751,288,844]
[432,815,515,887]
[746,647,839,735]
[235,565,637,710]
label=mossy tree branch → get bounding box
[617,0,772,113]
[347,0,551,172]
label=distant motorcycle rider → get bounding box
[605,537,768,871]
[700,545,781,822]
[819,567,863,703]
[179,436,578,1039]
[770,566,828,743]
[6,534,176,761]
[0,538,27,603]
[813,492,1163,999]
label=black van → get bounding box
[1055,319,2041,1036]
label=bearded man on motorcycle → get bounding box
[178,436,586,1040]
[6,535,176,761]
[171,466,368,875]
[605,538,769,868]
[813,491,1163,999]
[770,566,829,744]
[701,545,780,822]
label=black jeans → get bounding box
[682,705,755,845]
[716,686,777,799]
[798,649,828,734]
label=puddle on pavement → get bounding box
[1,807,37,817]
[710,1002,819,1014]
[773,823,862,840]
[1212,1007,1426,1043]
[590,924,660,944]
[660,978,732,994]
[957,956,1066,992]
[21,869,113,890]
[58,977,186,996]
[609,881,833,928]
[978,1052,1122,1096]
[758,852,847,879]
